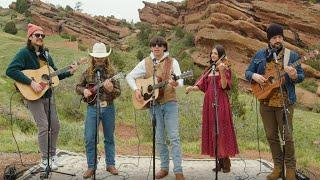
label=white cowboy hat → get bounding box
[89,42,112,58]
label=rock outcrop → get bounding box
[10,0,132,47]
[139,0,320,107]
[139,0,320,77]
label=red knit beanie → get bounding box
[27,23,44,37]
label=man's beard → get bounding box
[271,42,283,50]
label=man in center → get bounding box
[126,36,185,180]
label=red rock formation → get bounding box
[139,0,320,107]
[10,0,132,47]
[139,0,320,73]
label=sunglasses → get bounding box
[33,33,46,39]
[150,43,165,47]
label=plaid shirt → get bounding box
[76,68,121,103]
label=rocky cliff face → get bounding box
[10,0,132,47]
[139,0,320,78]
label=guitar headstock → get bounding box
[112,72,126,81]
[304,49,319,61]
[173,70,194,80]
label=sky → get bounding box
[0,0,184,22]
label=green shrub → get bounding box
[65,5,73,13]
[78,41,88,51]
[136,22,152,46]
[174,26,185,39]
[3,21,18,35]
[306,57,320,71]
[298,79,318,93]
[60,33,76,41]
[136,50,144,61]
[24,9,31,17]
[229,73,246,119]
[183,32,195,47]
[109,50,126,71]
[16,0,30,14]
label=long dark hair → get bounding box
[209,44,226,60]
[27,39,44,52]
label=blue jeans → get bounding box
[150,101,183,173]
[84,103,115,169]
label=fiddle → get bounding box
[185,55,231,94]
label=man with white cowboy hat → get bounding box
[76,42,121,178]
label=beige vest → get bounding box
[144,57,177,104]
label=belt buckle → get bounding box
[100,101,108,107]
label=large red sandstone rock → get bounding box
[139,0,320,106]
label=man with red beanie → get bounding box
[6,23,78,170]
[245,23,304,180]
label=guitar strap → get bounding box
[283,48,291,67]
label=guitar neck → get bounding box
[50,66,71,77]
[279,58,303,77]
[92,74,122,92]
[152,75,183,90]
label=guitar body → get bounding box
[82,72,126,104]
[15,66,59,100]
[250,49,319,100]
[132,76,159,110]
[251,68,285,100]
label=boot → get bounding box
[83,169,94,179]
[212,158,223,172]
[155,169,168,179]
[106,166,119,175]
[175,173,185,180]
[267,165,282,180]
[222,157,231,173]
[286,169,297,180]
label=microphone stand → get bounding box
[211,61,219,180]
[32,49,75,179]
[93,68,102,180]
[151,58,157,180]
[273,51,290,180]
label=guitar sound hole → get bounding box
[268,76,275,84]
[42,74,49,81]
[147,85,153,93]
[143,93,151,101]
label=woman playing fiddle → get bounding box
[185,45,239,173]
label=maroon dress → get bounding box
[196,69,239,158]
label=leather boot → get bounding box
[267,165,282,180]
[212,158,223,172]
[175,173,185,180]
[286,169,297,180]
[222,157,231,173]
[106,166,119,175]
[83,169,94,179]
[155,169,168,179]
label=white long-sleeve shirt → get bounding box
[126,52,184,91]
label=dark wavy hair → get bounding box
[149,36,168,52]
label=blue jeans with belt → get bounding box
[84,103,115,169]
[150,101,183,173]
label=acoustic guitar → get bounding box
[82,72,126,104]
[15,58,88,100]
[132,70,193,110]
[252,50,319,100]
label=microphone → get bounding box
[152,58,157,65]
[42,47,49,61]
[272,49,278,64]
[94,66,104,82]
